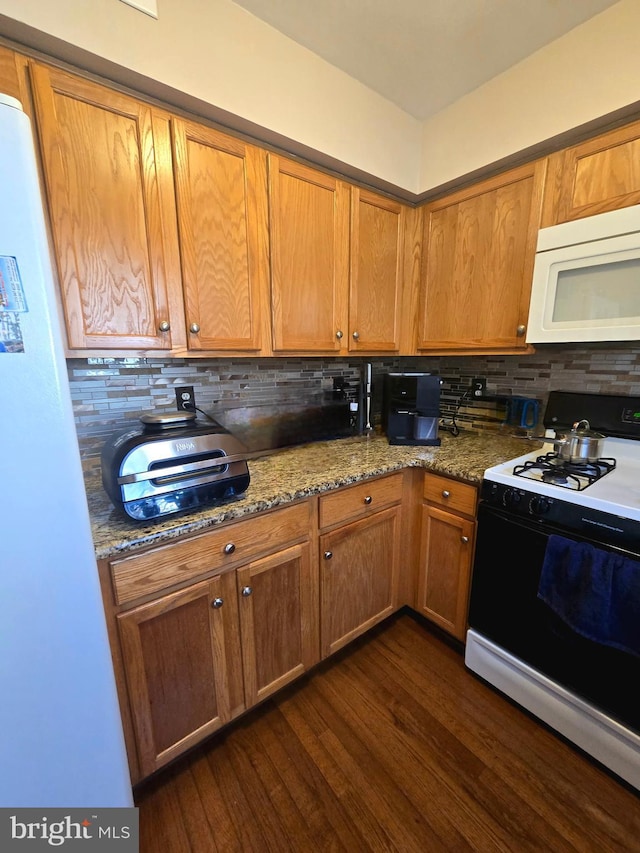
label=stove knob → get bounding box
[529,496,551,516]
[501,488,521,508]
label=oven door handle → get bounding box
[118,453,243,485]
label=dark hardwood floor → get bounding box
[135,613,639,852]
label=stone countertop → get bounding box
[88,430,536,562]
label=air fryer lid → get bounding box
[140,410,197,432]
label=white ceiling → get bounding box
[231,0,621,120]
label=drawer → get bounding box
[110,501,310,605]
[319,473,403,530]
[423,473,477,517]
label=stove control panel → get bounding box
[481,480,640,552]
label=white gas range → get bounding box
[466,391,640,792]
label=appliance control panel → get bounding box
[480,480,640,553]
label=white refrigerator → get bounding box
[0,93,132,806]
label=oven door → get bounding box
[467,501,640,734]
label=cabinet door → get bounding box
[320,506,400,658]
[268,155,349,352]
[416,505,475,641]
[172,119,270,352]
[542,120,640,226]
[418,160,546,351]
[30,63,179,350]
[237,542,318,706]
[117,573,240,777]
[349,188,404,352]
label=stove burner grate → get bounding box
[513,453,616,490]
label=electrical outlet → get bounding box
[472,377,486,398]
[176,385,196,412]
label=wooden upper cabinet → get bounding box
[0,46,28,107]
[349,188,405,352]
[268,155,350,353]
[30,62,181,350]
[171,119,271,352]
[418,160,547,351]
[542,120,640,226]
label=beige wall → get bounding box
[419,0,640,191]
[1,0,639,195]
[0,0,422,191]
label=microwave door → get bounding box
[527,233,640,343]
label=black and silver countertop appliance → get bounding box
[466,391,640,791]
[382,372,442,446]
[101,411,250,521]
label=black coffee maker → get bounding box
[382,373,442,446]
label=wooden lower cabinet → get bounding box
[237,542,318,706]
[320,505,401,658]
[415,484,477,641]
[117,571,243,778]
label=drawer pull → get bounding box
[224,542,236,555]
[241,586,253,597]
[442,490,451,498]
[364,495,372,505]
[324,550,333,560]
[189,322,200,334]
[336,330,343,340]
[158,320,170,332]
[461,536,469,544]
[211,597,224,609]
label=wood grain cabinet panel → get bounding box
[349,188,405,352]
[416,473,478,641]
[418,160,546,351]
[30,62,181,350]
[172,119,270,352]
[117,572,242,778]
[320,505,400,657]
[0,46,27,105]
[268,155,350,353]
[542,120,640,226]
[237,542,318,707]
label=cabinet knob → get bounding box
[211,597,224,609]
[324,550,333,560]
[241,585,253,597]
[190,322,201,334]
[336,330,343,340]
[461,536,469,544]
[442,490,451,498]
[158,320,170,332]
[516,324,526,336]
[363,495,372,505]
[352,331,360,341]
[223,542,236,555]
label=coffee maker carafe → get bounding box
[382,373,442,446]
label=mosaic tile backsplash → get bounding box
[68,344,640,470]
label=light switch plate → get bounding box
[119,0,158,19]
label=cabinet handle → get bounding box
[223,542,236,555]
[516,324,526,336]
[241,586,253,597]
[211,597,224,609]
[352,331,360,340]
[442,490,450,498]
[336,330,343,340]
[324,550,333,560]
[363,495,372,505]
[190,322,200,334]
[461,536,469,544]
[158,320,170,332]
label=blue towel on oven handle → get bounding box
[537,534,640,658]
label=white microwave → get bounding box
[526,203,640,343]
